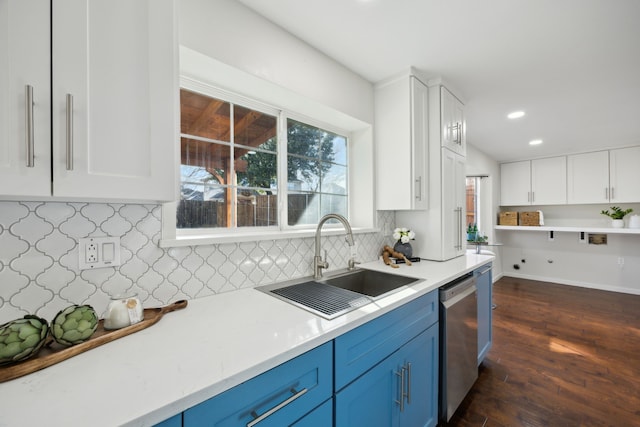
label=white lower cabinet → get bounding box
[1,0,177,202]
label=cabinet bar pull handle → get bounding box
[25,85,35,167]
[395,367,406,412]
[247,387,308,427]
[611,187,614,200]
[66,94,74,171]
[405,362,412,404]
[415,176,422,201]
[605,187,608,200]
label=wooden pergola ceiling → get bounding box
[180,90,277,174]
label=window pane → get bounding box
[181,138,229,185]
[237,150,278,190]
[321,163,347,195]
[288,192,319,226]
[287,119,322,157]
[322,135,347,165]
[320,194,347,218]
[237,188,278,227]
[288,156,320,192]
[234,105,277,149]
[178,184,229,228]
[180,90,230,142]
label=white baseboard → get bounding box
[502,272,640,296]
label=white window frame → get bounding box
[161,78,357,246]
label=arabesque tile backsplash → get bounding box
[0,201,394,322]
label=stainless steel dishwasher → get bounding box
[439,272,478,423]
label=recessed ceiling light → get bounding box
[507,111,525,119]
[529,139,543,146]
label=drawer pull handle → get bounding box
[247,387,308,427]
[25,85,34,167]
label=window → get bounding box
[466,176,479,228]
[287,119,348,226]
[177,87,349,233]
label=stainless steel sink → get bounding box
[322,269,419,298]
[258,269,422,319]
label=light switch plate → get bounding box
[78,237,121,270]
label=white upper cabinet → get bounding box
[500,157,566,206]
[567,151,610,204]
[609,146,640,203]
[440,86,466,156]
[375,74,428,210]
[52,0,177,201]
[500,161,531,206]
[531,157,567,205]
[0,0,51,197]
[1,0,177,202]
[568,146,640,204]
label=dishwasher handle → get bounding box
[441,283,476,309]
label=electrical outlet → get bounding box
[79,237,121,270]
[618,257,625,266]
[86,241,98,263]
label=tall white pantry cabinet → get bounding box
[395,79,467,261]
[0,0,177,202]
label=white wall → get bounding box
[466,144,503,279]
[496,203,640,294]
[179,0,374,125]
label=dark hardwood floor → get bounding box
[447,276,640,427]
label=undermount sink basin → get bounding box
[258,269,422,319]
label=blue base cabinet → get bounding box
[475,263,493,365]
[155,289,442,427]
[335,326,438,427]
[183,342,333,427]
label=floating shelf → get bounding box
[495,225,640,234]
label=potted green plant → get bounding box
[600,206,633,228]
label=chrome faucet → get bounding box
[314,213,356,279]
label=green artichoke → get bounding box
[0,315,49,365]
[52,305,98,346]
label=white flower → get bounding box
[393,227,415,244]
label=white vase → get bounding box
[612,219,625,228]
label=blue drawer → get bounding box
[184,341,333,427]
[334,290,438,391]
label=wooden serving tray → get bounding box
[0,300,187,383]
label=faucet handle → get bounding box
[323,250,329,269]
[348,258,361,270]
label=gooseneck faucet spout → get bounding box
[314,213,355,279]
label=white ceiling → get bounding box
[236,0,640,162]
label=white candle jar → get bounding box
[103,294,144,330]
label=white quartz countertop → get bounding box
[0,252,493,427]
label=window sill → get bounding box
[159,227,380,248]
